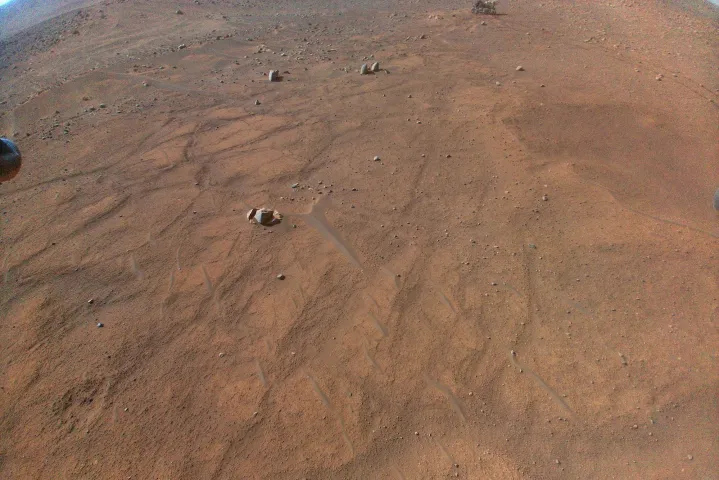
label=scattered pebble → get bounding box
[277,273,285,280]
[619,353,628,366]
[687,455,693,461]
[516,65,524,71]
[496,81,502,86]
[374,155,381,161]
[542,194,549,201]
[178,44,187,50]
[655,74,663,81]
[87,299,94,304]
[291,183,299,188]
[96,323,104,328]
[219,352,225,358]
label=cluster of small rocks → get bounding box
[472,0,497,15]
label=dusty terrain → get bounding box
[1,0,718,478]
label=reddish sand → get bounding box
[1,0,718,478]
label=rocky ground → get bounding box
[0,0,718,478]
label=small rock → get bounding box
[687,455,693,461]
[277,273,285,280]
[632,424,638,429]
[496,81,501,86]
[371,61,380,72]
[219,352,225,357]
[176,9,183,14]
[516,66,524,71]
[555,459,561,465]
[373,155,381,161]
[528,243,537,249]
[254,99,261,105]
[713,187,719,211]
[178,44,186,49]
[87,299,94,304]
[96,323,104,328]
[291,183,299,188]
[420,34,427,39]
[414,431,419,435]
[655,74,663,81]
[481,21,487,25]
[360,64,369,75]
[268,70,279,82]
[491,282,497,286]
[542,194,549,201]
